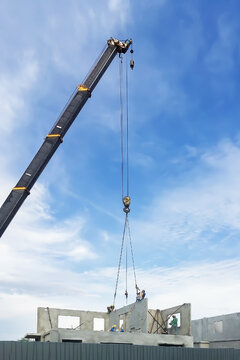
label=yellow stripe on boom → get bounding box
[13,187,30,194]
[78,85,91,96]
[46,134,61,138]
[46,134,63,142]
[13,187,28,190]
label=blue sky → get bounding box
[0,0,240,340]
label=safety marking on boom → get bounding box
[13,187,30,194]
[77,84,91,97]
[46,134,63,143]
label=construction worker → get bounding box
[140,290,146,300]
[136,289,146,302]
[109,324,117,332]
[136,291,141,302]
[170,315,178,335]
[107,305,115,313]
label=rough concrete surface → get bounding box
[109,299,148,332]
[191,312,240,349]
[43,329,193,347]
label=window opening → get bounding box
[167,313,181,328]
[214,321,223,334]
[58,316,80,329]
[94,318,105,331]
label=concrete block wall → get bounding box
[43,329,193,347]
[191,312,240,349]
[37,307,109,335]
[109,299,148,333]
[148,303,191,336]
[34,302,193,347]
[37,302,191,337]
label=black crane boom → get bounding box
[0,38,132,237]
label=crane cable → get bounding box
[120,53,130,199]
[113,214,127,307]
[113,48,138,307]
[113,213,138,307]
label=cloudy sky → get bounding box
[0,0,240,340]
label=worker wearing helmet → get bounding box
[107,305,115,313]
[170,315,178,335]
[140,290,146,300]
[136,289,146,302]
[110,324,117,332]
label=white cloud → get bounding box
[132,152,155,168]
[205,14,238,72]
[138,68,188,118]
[0,180,99,292]
[132,138,240,250]
[0,257,239,339]
[143,259,240,319]
[0,0,240,343]
[0,137,240,341]
[38,1,131,76]
[108,0,130,25]
[0,51,38,135]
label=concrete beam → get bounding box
[43,329,193,347]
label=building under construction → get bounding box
[25,300,192,347]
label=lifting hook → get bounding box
[130,49,134,70]
[123,196,131,213]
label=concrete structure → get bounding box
[192,312,240,349]
[148,303,191,336]
[37,307,110,333]
[109,299,148,333]
[26,300,193,347]
[42,329,193,347]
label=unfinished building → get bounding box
[192,312,240,349]
[26,299,193,347]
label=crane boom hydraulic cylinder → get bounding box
[0,38,132,238]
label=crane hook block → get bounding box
[123,196,131,213]
[130,59,134,70]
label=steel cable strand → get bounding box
[119,55,124,199]
[125,217,128,304]
[126,216,138,292]
[125,54,129,196]
[113,214,128,306]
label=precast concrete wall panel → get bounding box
[0,342,240,360]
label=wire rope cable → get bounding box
[126,215,138,292]
[119,54,124,198]
[113,214,127,307]
[113,49,138,306]
[125,216,128,304]
[125,53,129,196]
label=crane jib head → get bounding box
[107,38,132,54]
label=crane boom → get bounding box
[0,38,132,237]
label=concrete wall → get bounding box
[37,302,191,337]
[43,329,193,347]
[37,301,148,337]
[37,307,109,335]
[148,303,191,336]
[109,299,148,333]
[191,312,240,349]
[34,302,193,347]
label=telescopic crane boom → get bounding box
[0,38,132,237]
